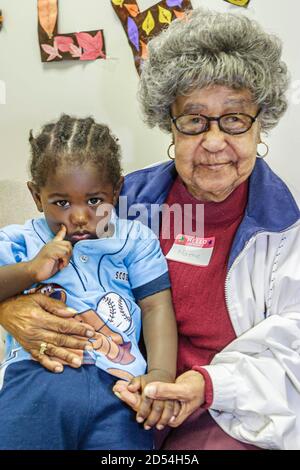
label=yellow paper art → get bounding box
[142,11,155,36]
[158,5,172,24]
[224,0,250,7]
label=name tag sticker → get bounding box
[166,235,215,267]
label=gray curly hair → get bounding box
[139,7,289,133]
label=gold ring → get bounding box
[39,342,48,355]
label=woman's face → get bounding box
[171,85,261,202]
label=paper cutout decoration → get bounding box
[38,0,106,62]
[223,0,250,7]
[111,0,193,73]
[0,10,3,31]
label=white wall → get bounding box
[0,0,299,189]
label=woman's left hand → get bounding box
[114,370,206,428]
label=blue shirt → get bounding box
[0,214,170,379]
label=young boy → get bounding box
[0,115,177,450]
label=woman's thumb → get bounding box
[144,382,183,400]
[33,293,77,317]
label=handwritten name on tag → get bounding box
[166,234,215,267]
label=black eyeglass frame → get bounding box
[170,109,261,136]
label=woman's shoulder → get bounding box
[120,161,177,210]
[248,160,300,229]
[123,160,175,186]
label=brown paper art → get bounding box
[111,0,193,74]
[38,0,106,62]
[0,10,3,31]
[223,0,250,7]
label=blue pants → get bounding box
[0,361,153,450]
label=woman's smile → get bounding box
[198,162,233,171]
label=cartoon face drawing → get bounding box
[26,283,67,303]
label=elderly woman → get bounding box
[112,8,300,450]
[0,8,300,450]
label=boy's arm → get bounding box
[0,263,36,302]
[0,225,72,303]
[120,289,178,429]
[139,289,177,381]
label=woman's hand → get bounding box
[114,370,205,428]
[124,370,181,430]
[0,294,95,372]
[143,371,206,427]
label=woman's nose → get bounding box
[201,122,227,153]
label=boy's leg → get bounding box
[0,360,91,450]
[79,368,153,450]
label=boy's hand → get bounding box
[28,225,72,282]
[122,370,181,430]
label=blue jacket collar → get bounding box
[120,161,176,210]
[120,159,300,266]
[228,158,300,267]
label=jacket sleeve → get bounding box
[201,226,300,450]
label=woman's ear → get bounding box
[113,177,124,206]
[27,181,43,212]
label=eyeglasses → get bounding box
[170,109,261,136]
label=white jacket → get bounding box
[122,158,300,450]
[203,176,300,449]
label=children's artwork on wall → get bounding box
[223,0,250,6]
[38,0,106,62]
[111,0,193,74]
[0,10,3,31]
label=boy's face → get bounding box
[28,163,123,244]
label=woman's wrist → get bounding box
[192,366,214,409]
[0,294,20,327]
[0,297,10,325]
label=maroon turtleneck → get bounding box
[159,176,249,406]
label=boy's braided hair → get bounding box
[29,114,122,188]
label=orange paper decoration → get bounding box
[38,0,58,39]
[37,0,106,63]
